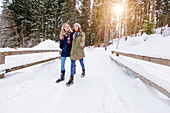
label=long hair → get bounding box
[73,23,81,33]
[60,23,72,39]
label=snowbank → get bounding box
[155,25,170,36]
[108,33,170,59]
[0,40,60,52]
[33,40,60,50]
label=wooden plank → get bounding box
[111,51,170,67]
[110,56,170,98]
[0,50,60,56]
[0,56,60,78]
[0,55,5,64]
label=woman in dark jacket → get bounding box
[56,23,73,83]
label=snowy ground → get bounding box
[0,47,170,113]
[0,32,170,113]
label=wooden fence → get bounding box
[110,51,170,98]
[110,56,170,98]
[111,51,170,67]
[0,50,60,64]
[0,50,61,78]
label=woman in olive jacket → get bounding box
[66,23,86,86]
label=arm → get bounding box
[59,37,64,49]
[80,32,85,48]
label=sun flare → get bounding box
[113,4,123,16]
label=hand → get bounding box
[60,36,64,40]
[81,46,84,49]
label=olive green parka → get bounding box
[71,32,85,60]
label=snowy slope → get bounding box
[108,33,170,94]
[108,34,170,59]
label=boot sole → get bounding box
[56,79,64,83]
[81,75,85,78]
[66,83,74,86]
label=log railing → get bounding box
[0,50,61,78]
[111,50,170,67]
[0,50,60,65]
[110,56,170,98]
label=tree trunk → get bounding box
[125,0,128,41]
[152,0,156,28]
[104,4,109,47]
[147,2,150,21]
[116,13,121,49]
[55,16,58,40]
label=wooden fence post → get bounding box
[0,55,5,64]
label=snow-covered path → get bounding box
[0,48,170,113]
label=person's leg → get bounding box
[79,58,85,77]
[61,57,67,71]
[79,58,85,70]
[70,60,76,77]
[56,57,66,83]
[66,59,75,86]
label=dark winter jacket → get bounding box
[60,31,73,57]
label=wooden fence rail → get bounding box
[110,56,170,98]
[0,49,61,78]
[111,50,170,67]
[0,56,60,78]
[0,50,60,64]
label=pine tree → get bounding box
[0,0,18,47]
[142,20,154,35]
[79,0,91,46]
[95,1,105,43]
[156,0,170,27]
[90,2,98,45]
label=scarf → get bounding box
[63,31,71,45]
[73,31,82,40]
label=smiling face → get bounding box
[73,24,79,32]
[64,24,70,32]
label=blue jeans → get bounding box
[61,57,70,71]
[71,58,85,76]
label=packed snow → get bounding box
[0,33,170,113]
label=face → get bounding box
[64,24,70,32]
[73,24,79,32]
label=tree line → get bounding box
[0,0,169,47]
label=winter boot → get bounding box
[66,76,74,86]
[56,70,65,83]
[81,69,85,78]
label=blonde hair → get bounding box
[60,23,72,39]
